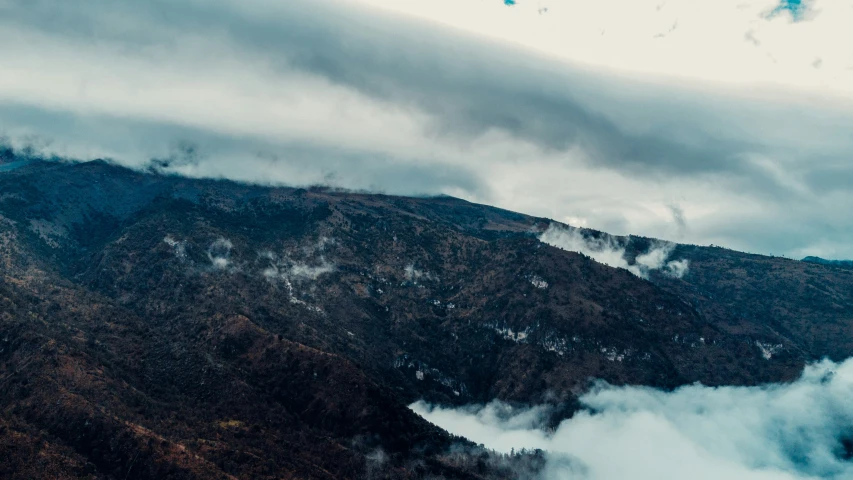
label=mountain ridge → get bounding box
[802,256,853,268]
[2,156,853,478]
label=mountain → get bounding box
[2,156,853,478]
[802,256,853,268]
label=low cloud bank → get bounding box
[539,224,688,279]
[3,0,853,260]
[412,357,853,480]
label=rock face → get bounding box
[2,158,853,478]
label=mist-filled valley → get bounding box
[414,357,853,480]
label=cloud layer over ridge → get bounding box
[412,357,853,480]
[2,0,853,258]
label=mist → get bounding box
[412,357,853,480]
[538,224,689,279]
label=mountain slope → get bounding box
[2,156,853,478]
[803,256,853,268]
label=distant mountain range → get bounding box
[2,155,853,479]
[802,256,853,267]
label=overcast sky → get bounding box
[2,0,852,258]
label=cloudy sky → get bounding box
[2,0,853,258]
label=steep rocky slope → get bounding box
[2,155,852,478]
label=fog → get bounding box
[538,224,689,279]
[412,358,853,479]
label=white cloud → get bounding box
[260,239,336,306]
[207,237,233,270]
[410,401,553,454]
[350,0,853,99]
[664,258,690,279]
[413,357,853,480]
[288,261,335,281]
[163,235,188,261]
[404,264,436,283]
[538,224,689,279]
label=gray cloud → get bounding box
[0,103,486,196]
[2,0,853,257]
[4,0,849,182]
[412,357,853,480]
